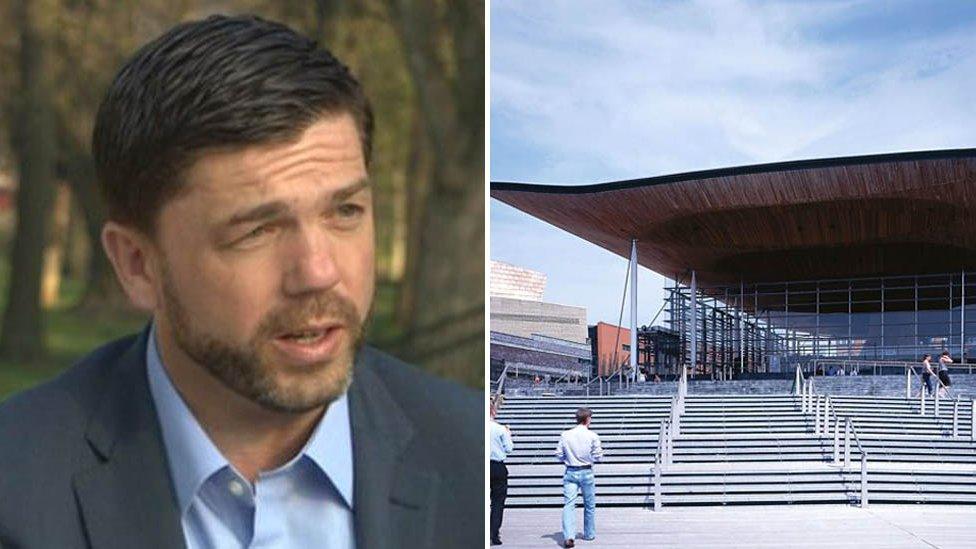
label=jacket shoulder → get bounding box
[0,333,141,546]
[0,333,138,434]
[358,346,482,440]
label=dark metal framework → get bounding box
[636,326,682,376]
[666,271,975,377]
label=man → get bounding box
[922,354,936,396]
[0,15,481,549]
[489,402,514,545]
[555,407,603,548]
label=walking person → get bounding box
[938,351,954,397]
[555,408,604,548]
[921,354,936,396]
[490,403,515,546]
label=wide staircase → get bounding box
[497,384,976,508]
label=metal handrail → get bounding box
[492,363,510,399]
[815,394,870,507]
[651,370,689,511]
[652,417,672,511]
[813,358,972,376]
[581,374,603,396]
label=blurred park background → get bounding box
[0,0,484,399]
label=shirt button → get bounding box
[228,480,246,497]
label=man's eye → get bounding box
[239,224,276,243]
[337,203,365,218]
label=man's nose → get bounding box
[282,227,341,296]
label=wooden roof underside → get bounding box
[491,149,976,288]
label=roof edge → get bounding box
[490,147,976,195]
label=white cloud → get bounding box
[491,0,976,181]
[490,0,976,324]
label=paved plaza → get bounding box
[498,504,976,548]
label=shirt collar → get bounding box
[146,324,227,516]
[146,324,355,513]
[303,391,354,507]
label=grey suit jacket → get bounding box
[0,329,484,548]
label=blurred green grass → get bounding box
[0,258,402,400]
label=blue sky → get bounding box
[490,0,976,326]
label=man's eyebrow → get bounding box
[331,178,371,203]
[222,178,371,227]
[224,201,290,227]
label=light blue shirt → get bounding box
[555,424,603,467]
[146,326,355,549]
[489,420,514,461]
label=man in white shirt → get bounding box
[554,408,603,548]
[490,403,515,545]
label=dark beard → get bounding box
[162,267,370,413]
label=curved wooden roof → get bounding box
[491,149,976,287]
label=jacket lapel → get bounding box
[349,350,441,549]
[73,328,186,549]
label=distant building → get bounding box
[490,260,546,301]
[491,297,587,344]
[490,331,592,380]
[489,260,588,344]
[589,322,631,377]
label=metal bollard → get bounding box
[814,396,821,433]
[666,424,673,465]
[822,397,829,435]
[653,462,662,511]
[844,419,851,467]
[935,389,940,416]
[906,369,911,399]
[860,455,868,508]
[833,417,840,463]
[921,388,926,415]
[953,400,960,438]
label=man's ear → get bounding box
[101,221,159,311]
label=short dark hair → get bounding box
[92,14,373,235]
[575,407,592,424]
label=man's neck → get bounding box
[156,329,326,483]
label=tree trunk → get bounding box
[0,0,57,361]
[40,183,71,307]
[55,127,128,309]
[394,112,430,329]
[384,0,484,387]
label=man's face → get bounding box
[152,113,374,413]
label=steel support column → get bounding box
[630,239,638,382]
[690,270,698,372]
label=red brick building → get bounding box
[589,322,631,377]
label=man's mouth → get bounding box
[271,324,345,363]
[279,330,329,344]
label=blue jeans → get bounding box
[562,467,596,541]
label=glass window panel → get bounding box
[918,287,950,300]
[852,279,881,290]
[851,302,881,314]
[818,313,849,327]
[884,288,914,301]
[883,276,916,288]
[852,289,882,302]
[918,275,950,287]
[882,311,915,325]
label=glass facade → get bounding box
[665,271,976,376]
